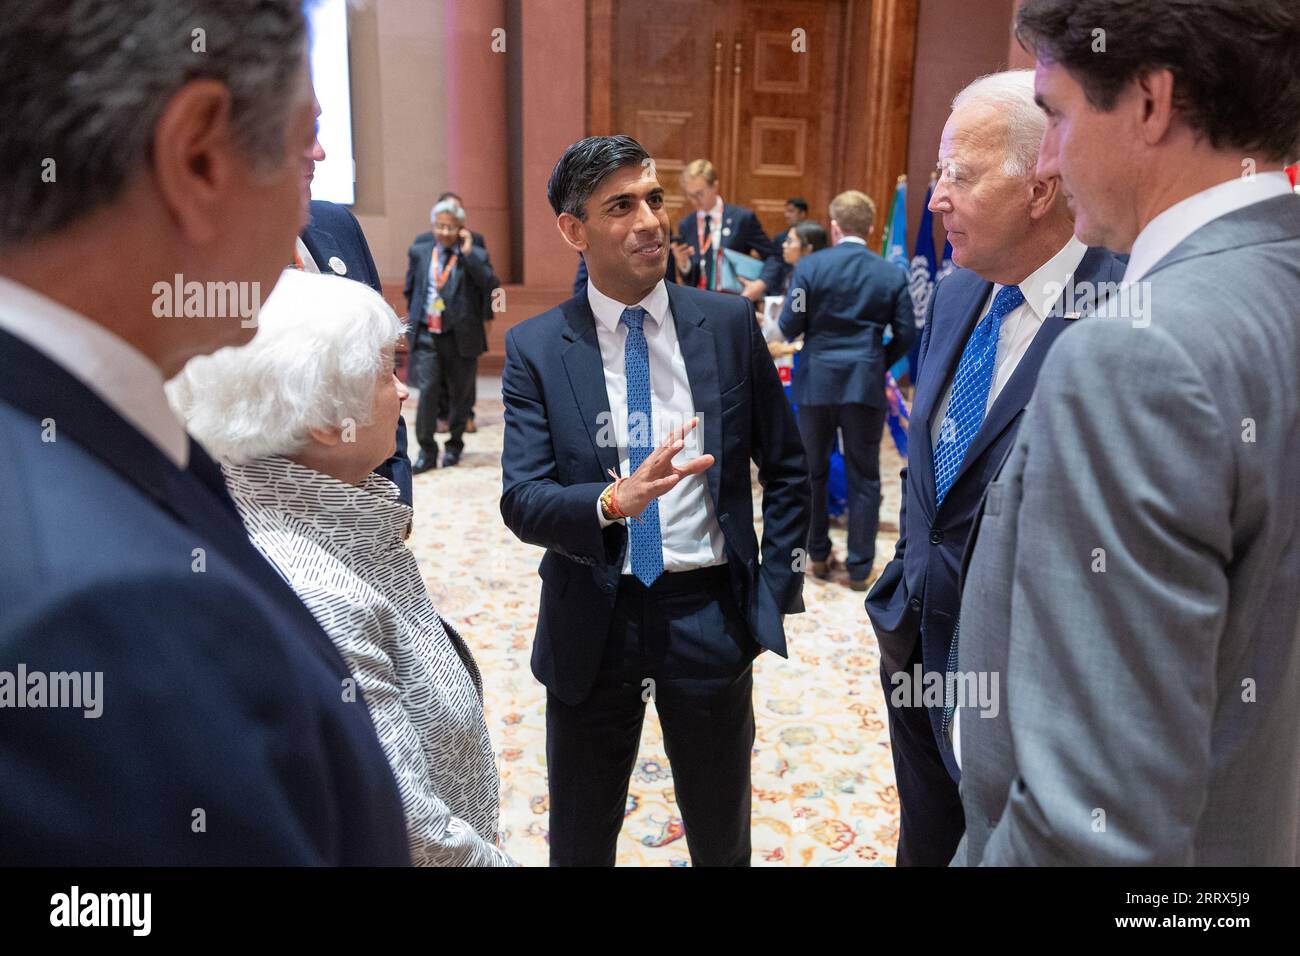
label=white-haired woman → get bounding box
[169,268,513,867]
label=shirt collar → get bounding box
[0,274,190,468]
[223,455,411,558]
[696,197,725,222]
[838,235,867,246]
[1014,234,1088,321]
[586,278,671,334]
[1123,171,1294,285]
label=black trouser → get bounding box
[798,402,886,580]
[881,639,965,866]
[413,328,476,456]
[546,565,757,867]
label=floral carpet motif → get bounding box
[405,382,904,866]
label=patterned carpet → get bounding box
[405,378,905,866]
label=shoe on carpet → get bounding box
[442,450,461,467]
[809,554,839,579]
[413,453,437,474]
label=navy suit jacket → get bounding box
[302,199,412,507]
[778,241,915,408]
[403,237,500,374]
[676,203,782,293]
[864,245,1127,777]
[500,282,811,705]
[0,330,410,864]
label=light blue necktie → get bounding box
[933,284,1025,506]
[621,306,663,587]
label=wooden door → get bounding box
[594,0,842,237]
[588,0,916,241]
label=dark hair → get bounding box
[792,220,829,253]
[1016,0,1300,161]
[0,0,309,245]
[785,197,809,213]
[547,135,650,220]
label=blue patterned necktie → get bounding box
[933,284,1025,506]
[621,306,663,587]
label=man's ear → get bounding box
[152,79,238,246]
[1135,67,1176,148]
[307,425,342,447]
[1027,173,1063,221]
[556,212,588,253]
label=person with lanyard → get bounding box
[403,198,500,471]
[669,159,782,306]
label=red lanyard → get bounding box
[696,214,717,290]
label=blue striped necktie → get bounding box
[933,284,1025,505]
[621,306,663,587]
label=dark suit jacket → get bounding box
[864,245,1126,776]
[403,237,500,379]
[676,203,782,293]
[0,330,410,864]
[778,241,915,408]
[500,282,811,705]
[772,226,795,291]
[302,199,412,506]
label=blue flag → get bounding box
[937,237,955,283]
[882,176,909,273]
[906,177,939,384]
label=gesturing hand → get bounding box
[616,417,714,518]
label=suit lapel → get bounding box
[559,297,620,481]
[912,277,990,509]
[666,283,723,511]
[301,217,344,276]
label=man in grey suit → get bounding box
[954,0,1300,866]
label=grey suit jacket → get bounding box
[954,193,1300,866]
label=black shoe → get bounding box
[413,453,437,474]
[442,450,461,467]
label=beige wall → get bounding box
[347,0,449,286]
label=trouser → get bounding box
[413,329,476,456]
[546,565,758,866]
[881,639,966,866]
[798,402,886,580]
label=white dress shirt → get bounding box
[930,236,1087,450]
[1123,170,1294,284]
[0,274,189,468]
[293,236,321,273]
[588,278,727,573]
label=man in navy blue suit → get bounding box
[864,70,1125,865]
[670,158,782,303]
[0,0,408,864]
[501,136,810,866]
[297,99,413,506]
[779,190,915,590]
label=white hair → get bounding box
[168,269,405,464]
[951,70,1046,178]
[431,198,465,222]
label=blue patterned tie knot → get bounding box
[933,284,1025,506]
[621,305,663,587]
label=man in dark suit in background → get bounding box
[779,190,914,591]
[0,0,408,864]
[412,190,486,436]
[297,98,413,506]
[670,158,781,304]
[404,198,500,469]
[501,135,810,866]
[865,69,1125,866]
